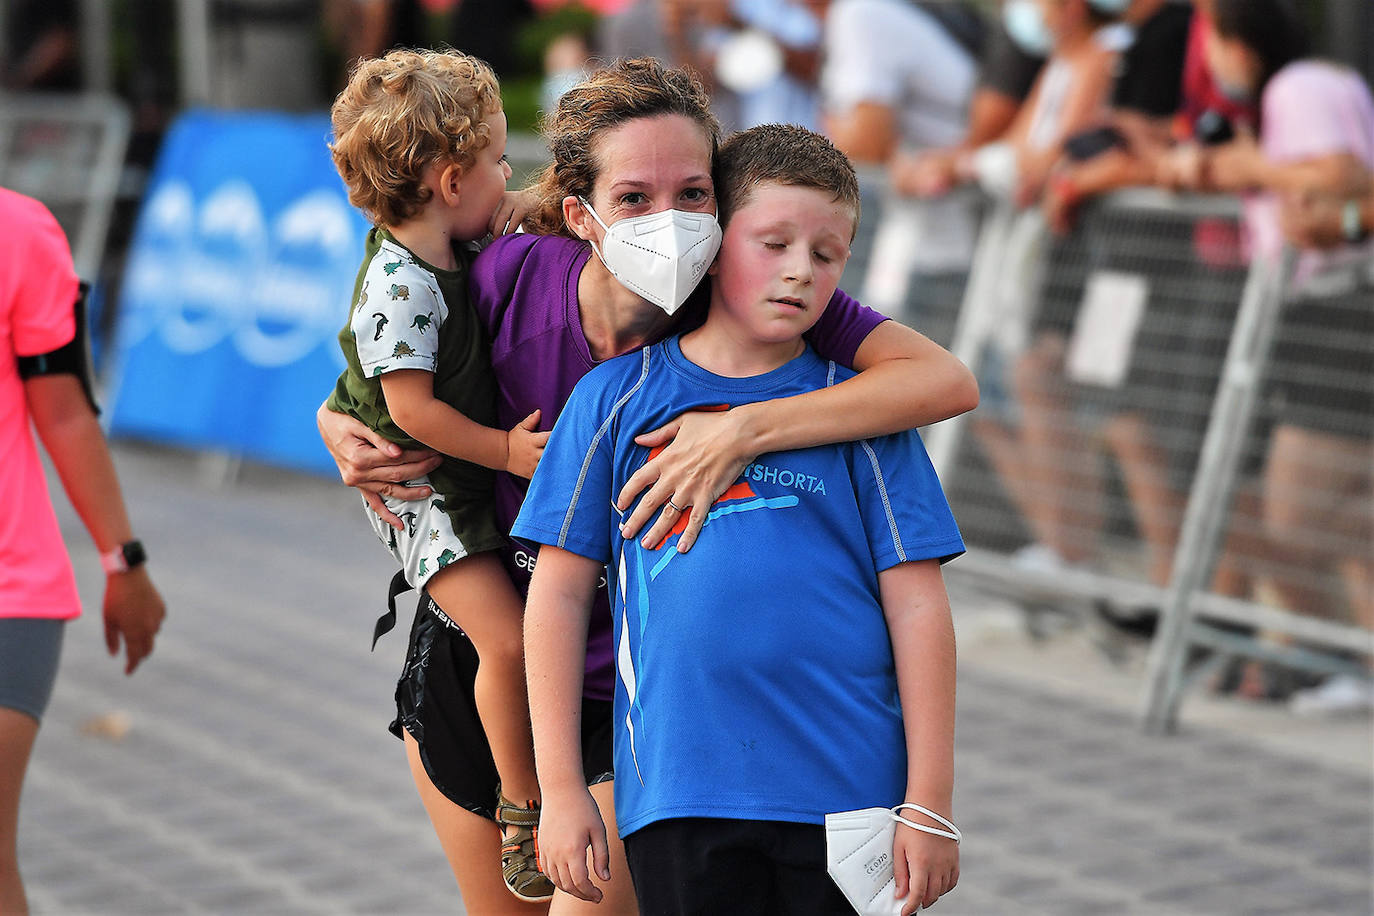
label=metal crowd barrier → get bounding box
[0,91,131,280]
[1140,243,1373,731]
[850,179,1372,732]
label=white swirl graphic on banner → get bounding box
[236,190,357,367]
[122,179,358,368]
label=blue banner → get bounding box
[106,109,369,473]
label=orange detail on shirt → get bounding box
[646,409,758,550]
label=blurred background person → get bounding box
[927,0,1131,207]
[1041,0,1196,234]
[595,0,672,62]
[1158,0,1373,714]
[814,0,984,346]
[205,0,325,112]
[996,0,1203,600]
[326,0,536,84]
[661,0,825,132]
[894,3,1047,199]
[1279,161,1374,713]
[920,0,1130,575]
[661,0,743,128]
[1,0,79,92]
[1,187,166,915]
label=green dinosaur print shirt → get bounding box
[327,228,499,528]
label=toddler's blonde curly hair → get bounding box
[330,49,501,227]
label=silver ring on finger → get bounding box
[667,497,686,513]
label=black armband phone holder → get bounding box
[16,282,100,415]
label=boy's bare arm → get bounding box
[525,546,610,902]
[26,373,165,674]
[617,320,978,549]
[880,559,958,914]
[380,368,547,477]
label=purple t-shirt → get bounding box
[470,233,886,700]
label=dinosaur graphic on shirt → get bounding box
[371,312,389,340]
[410,312,434,333]
[388,284,410,301]
[383,259,403,276]
[392,341,417,358]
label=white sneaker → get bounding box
[1289,675,1374,717]
[1011,543,1068,574]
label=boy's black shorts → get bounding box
[390,591,614,821]
[623,817,852,916]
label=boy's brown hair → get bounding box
[716,124,861,239]
[330,48,501,227]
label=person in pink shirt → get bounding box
[1160,0,1373,711]
[0,187,166,914]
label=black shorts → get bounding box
[623,817,851,916]
[390,591,614,821]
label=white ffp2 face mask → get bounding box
[824,803,961,915]
[579,198,722,316]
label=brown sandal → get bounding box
[496,788,555,903]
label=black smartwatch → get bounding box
[100,539,147,574]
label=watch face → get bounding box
[122,540,147,568]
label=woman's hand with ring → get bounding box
[616,407,759,553]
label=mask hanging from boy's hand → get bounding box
[825,803,961,915]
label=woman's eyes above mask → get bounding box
[610,186,712,210]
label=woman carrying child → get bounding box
[320,57,979,913]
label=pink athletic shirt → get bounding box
[1,188,83,620]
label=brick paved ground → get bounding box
[19,444,1373,915]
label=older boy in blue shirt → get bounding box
[516,124,963,915]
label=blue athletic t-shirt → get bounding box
[511,336,964,836]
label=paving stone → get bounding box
[1312,841,1374,871]
[1050,892,1142,915]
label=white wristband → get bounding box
[891,803,961,844]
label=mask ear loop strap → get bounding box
[577,196,613,266]
[890,804,961,844]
